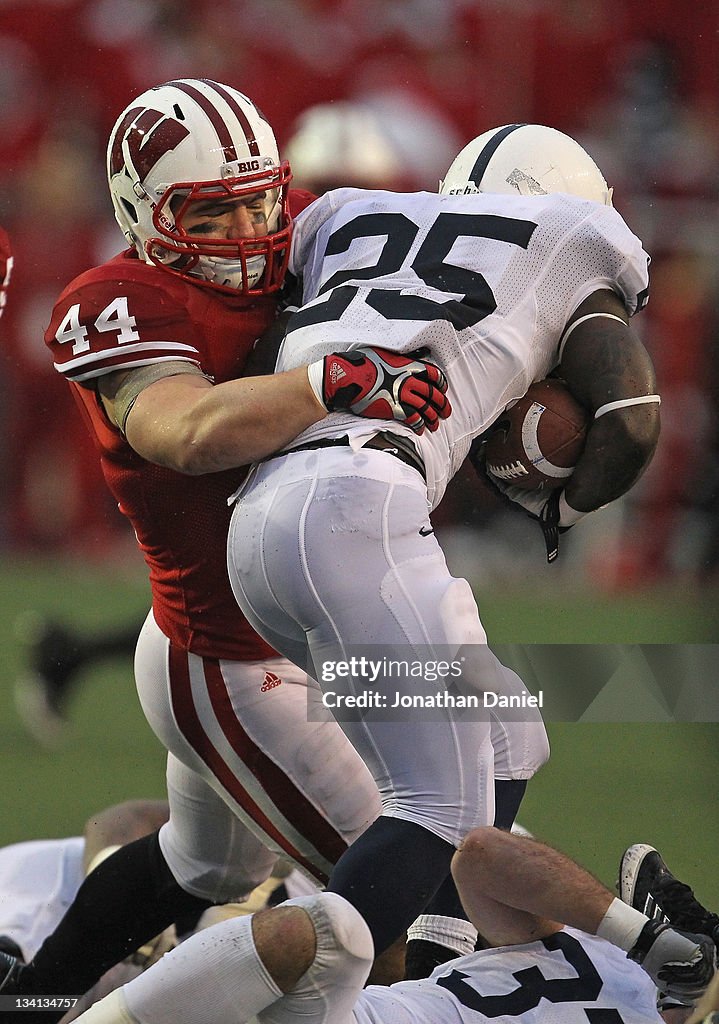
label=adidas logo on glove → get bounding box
[328,360,348,385]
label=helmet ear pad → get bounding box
[440,123,612,207]
[106,79,293,295]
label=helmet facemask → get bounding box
[145,160,292,296]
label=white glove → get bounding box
[628,921,717,1004]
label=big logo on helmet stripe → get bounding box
[109,107,190,182]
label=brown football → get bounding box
[485,378,590,492]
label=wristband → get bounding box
[596,897,649,951]
[306,360,327,408]
[558,492,588,528]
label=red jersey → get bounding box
[44,191,315,659]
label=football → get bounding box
[484,378,590,492]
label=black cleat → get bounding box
[619,844,719,947]
[0,949,27,993]
[0,954,63,1024]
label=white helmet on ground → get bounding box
[107,78,292,295]
[440,123,613,206]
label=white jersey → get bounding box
[353,928,662,1024]
[281,188,649,508]
[0,836,84,961]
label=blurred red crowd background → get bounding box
[0,0,717,586]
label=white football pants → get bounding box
[134,613,382,901]
[227,446,549,846]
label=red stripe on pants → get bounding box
[168,644,329,883]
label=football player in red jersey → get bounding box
[0,80,450,1013]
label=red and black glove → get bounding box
[308,346,451,435]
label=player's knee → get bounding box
[284,892,375,965]
[437,576,487,645]
[536,726,551,768]
[253,894,374,1012]
[452,826,509,881]
[252,905,318,992]
[187,861,273,904]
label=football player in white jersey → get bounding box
[224,124,660,960]
[0,802,173,1018]
[0,800,317,1020]
[63,827,715,1024]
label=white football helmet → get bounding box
[284,101,403,191]
[107,79,292,295]
[440,123,613,206]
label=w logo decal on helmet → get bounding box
[109,107,190,182]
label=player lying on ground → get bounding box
[0,800,317,1021]
[65,827,715,1024]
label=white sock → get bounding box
[122,915,282,1024]
[407,914,478,956]
[596,897,649,951]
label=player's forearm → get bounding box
[452,828,613,939]
[127,367,327,474]
[558,291,660,514]
[180,368,327,473]
[563,404,660,512]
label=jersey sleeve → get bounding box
[45,275,202,383]
[288,188,364,285]
[559,201,651,319]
